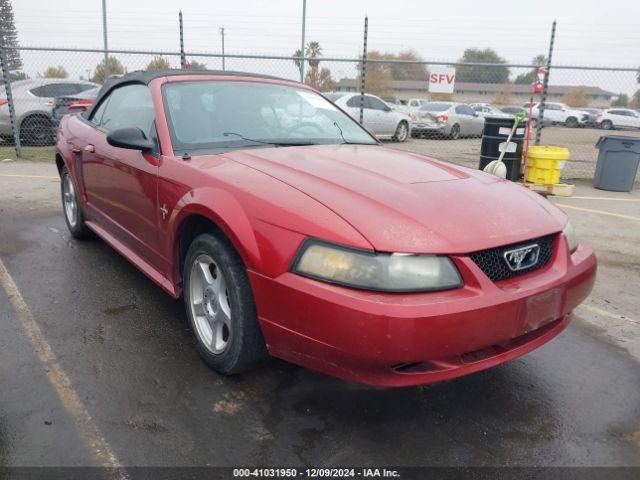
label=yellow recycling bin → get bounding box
[526,146,569,184]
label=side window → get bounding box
[367,96,388,111]
[89,96,110,125]
[455,105,471,115]
[346,95,366,108]
[98,84,155,135]
[29,85,51,97]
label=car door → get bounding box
[368,95,396,136]
[630,111,640,129]
[78,83,163,270]
[454,105,474,135]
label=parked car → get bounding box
[325,92,410,142]
[56,70,596,387]
[411,102,485,139]
[0,79,98,145]
[382,98,407,111]
[499,106,552,127]
[52,87,100,124]
[526,102,589,128]
[581,108,602,128]
[596,108,640,130]
[470,103,509,118]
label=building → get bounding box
[335,78,615,107]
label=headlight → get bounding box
[292,240,462,292]
[563,221,579,253]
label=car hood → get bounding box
[219,145,566,254]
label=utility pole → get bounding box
[102,0,109,79]
[220,27,225,71]
[300,0,307,82]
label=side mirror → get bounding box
[106,127,154,152]
[384,105,392,112]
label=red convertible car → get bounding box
[56,70,596,387]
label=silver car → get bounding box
[325,92,411,142]
[411,102,485,139]
[0,79,97,145]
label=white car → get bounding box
[527,102,589,128]
[325,92,411,142]
[471,103,512,118]
[596,108,640,130]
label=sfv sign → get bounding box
[429,67,456,94]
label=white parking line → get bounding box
[0,174,59,179]
[554,203,640,222]
[0,258,124,470]
[568,196,640,202]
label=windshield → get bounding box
[163,81,377,153]
[419,102,451,112]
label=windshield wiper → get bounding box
[222,132,316,147]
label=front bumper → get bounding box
[249,238,596,387]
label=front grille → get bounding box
[469,234,556,281]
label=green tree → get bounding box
[305,67,335,92]
[515,54,547,85]
[629,90,640,109]
[0,0,22,71]
[9,71,28,81]
[188,59,207,71]
[456,48,510,84]
[145,56,171,71]
[90,56,125,84]
[361,51,393,98]
[611,93,629,107]
[39,65,68,79]
[562,87,588,107]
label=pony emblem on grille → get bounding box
[503,244,540,271]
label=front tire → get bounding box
[61,166,91,239]
[183,232,267,375]
[601,120,613,130]
[392,121,409,142]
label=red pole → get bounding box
[522,96,534,184]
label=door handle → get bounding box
[84,144,95,153]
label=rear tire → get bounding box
[565,117,578,128]
[61,166,91,239]
[449,124,460,140]
[20,115,54,146]
[183,232,267,375]
[601,120,613,130]
[392,121,409,142]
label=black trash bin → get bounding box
[593,135,640,192]
[479,116,527,181]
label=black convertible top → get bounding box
[88,69,290,118]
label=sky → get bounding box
[10,0,640,94]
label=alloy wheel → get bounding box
[189,254,232,354]
[62,173,78,228]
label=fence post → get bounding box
[102,0,109,79]
[0,43,21,158]
[299,0,307,82]
[179,11,186,69]
[359,16,368,126]
[535,20,556,146]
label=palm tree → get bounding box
[306,41,322,68]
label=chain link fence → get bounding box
[1,45,639,181]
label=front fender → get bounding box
[168,185,260,274]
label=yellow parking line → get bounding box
[578,304,640,326]
[554,203,640,222]
[568,196,640,202]
[0,258,123,470]
[0,174,59,179]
